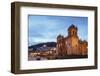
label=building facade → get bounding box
[56,24,88,57]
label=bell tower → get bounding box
[68,24,78,37]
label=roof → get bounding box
[68,24,78,31]
[57,34,64,38]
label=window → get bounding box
[66,41,67,44]
[73,30,74,35]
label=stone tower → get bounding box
[68,24,78,37]
[66,24,79,55]
[56,34,65,57]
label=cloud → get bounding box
[28,15,88,46]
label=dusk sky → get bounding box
[28,15,88,46]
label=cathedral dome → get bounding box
[57,34,64,40]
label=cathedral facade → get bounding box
[56,24,88,57]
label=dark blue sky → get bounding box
[28,15,88,46]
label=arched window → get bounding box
[73,30,74,35]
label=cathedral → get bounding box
[56,24,88,57]
[28,24,88,60]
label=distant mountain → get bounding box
[28,42,57,51]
